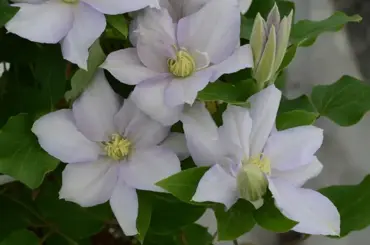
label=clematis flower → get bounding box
[32,70,186,235]
[181,85,340,236]
[6,0,159,69]
[102,0,253,126]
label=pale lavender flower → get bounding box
[102,0,253,126]
[181,85,340,236]
[32,70,186,235]
[6,0,160,69]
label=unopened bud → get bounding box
[251,4,293,88]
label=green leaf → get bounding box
[276,110,318,130]
[0,6,19,28]
[156,167,209,202]
[36,180,110,239]
[177,224,213,245]
[291,12,362,46]
[320,175,370,237]
[106,14,128,39]
[0,230,38,245]
[65,40,106,102]
[214,199,255,241]
[198,80,255,107]
[279,95,316,113]
[0,193,42,241]
[311,75,370,126]
[278,45,297,71]
[137,191,153,243]
[149,195,206,235]
[240,16,254,40]
[34,46,67,111]
[254,197,297,232]
[276,95,318,130]
[0,114,59,188]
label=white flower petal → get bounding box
[264,126,324,171]
[177,0,240,64]
[159,0,208,20]
[130,79,183,126]
[220,105,252,159]
[120,146,181,192]
[32,110,101,164]
[101,48,165,85]
[239,0,252,14]
[0,175,16,185]
[82,0,159,15]
[272,157,323,187]
[211,45,254,81]
[164,69,214,107]
[160,132,189,160]
[192,164,238,209]
[249,85,281,156]
[72,70,120,142]
[136,8,177,72]
[181,102,222,166]
[61,3,106,69]
[6,2,73,43]
[114,99,169,147]
[268,178,340,236]
[109,176,138,236]
[60,159,119,207]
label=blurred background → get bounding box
[198,0,370,244]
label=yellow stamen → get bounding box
[248,154,271,175]
[168,48,196,78]
[103,134,132,161]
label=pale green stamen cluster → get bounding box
[237,154,271,201]
[103,134,132,161]
[168,48,196,78]
[63,0,79,4]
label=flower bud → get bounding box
[251,4,293,88]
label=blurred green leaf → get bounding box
[149,195,206,235]
[291,12,362,46]
[0,5,19,28]
[276,110,318,130]
[65,40,106,102]
[176,224,213,245]
[0,230,38,245]
[156,167,209,203]
[214,199,255,241]
[0,114,59,188]
[35,180,111,239]
[311,75,370,126]
[320,175,370,237]
[137,191,153,243]
[254,196,297,232]
[106,14,128,39]
[0,192,42,241]
[240,16,253,40]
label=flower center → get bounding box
[248,154,271,175]
[63,0,79,4]
[167,48,196,78]
[103,134,132,161]
[237,154,271,202]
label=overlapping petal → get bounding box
[61,3,106,69]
